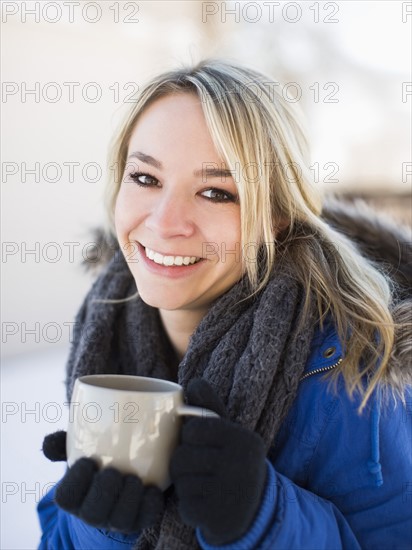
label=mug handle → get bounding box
[176,405,219,419]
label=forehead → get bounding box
[127,93,225,165]
[132,93,204,134]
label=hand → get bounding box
[41,430,164,533]
[42,430,68,461]
[170,379,267,546]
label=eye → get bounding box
[201,188,238,203]
[128,172,159,187]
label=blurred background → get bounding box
[1,1,411,547]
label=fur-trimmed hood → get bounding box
[322,197,411,299]
[322,197,412,394]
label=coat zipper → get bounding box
[300,357,343,381]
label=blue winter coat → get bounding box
[37,320,412,549]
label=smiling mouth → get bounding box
[144,246,203,267]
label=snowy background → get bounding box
[1,1,411,547]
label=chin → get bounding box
[136,289,186,311]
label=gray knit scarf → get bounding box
[66,251,318,549]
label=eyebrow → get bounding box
[127,151,233,179]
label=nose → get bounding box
[144,189,195,239]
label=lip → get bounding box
[135,242,206,279]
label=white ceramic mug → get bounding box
[66,374,219,490]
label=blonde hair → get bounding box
[105,59,405,412]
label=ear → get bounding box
[279,218,290,230]
[273,218,289,237]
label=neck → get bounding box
[159,308,207,361]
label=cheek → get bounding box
[114,186,142,235]
[222,214,242,246]
[113,192,125,234]
[114,188,135,241]
[211,215,242,262]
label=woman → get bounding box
[38,59,411,549]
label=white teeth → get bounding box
[145,247,201,267]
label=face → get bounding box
[114,93,244,316]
